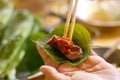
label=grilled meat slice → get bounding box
[47,35,83,61]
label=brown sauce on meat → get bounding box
[47,35,83,61]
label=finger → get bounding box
[77,54,105,70]
[37,45,58,67]
[40,65,70,80]
[45,58,59,68]
[91,49,97,55]
[62,72,75,76]
[58,63,79,73]
[72,71,102,80]
[36,45,49,62]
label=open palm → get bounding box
[37,45,120,80]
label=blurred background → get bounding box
[0,0,120,80]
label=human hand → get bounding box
[37,45,120,80]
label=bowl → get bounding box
[76,0,120,27]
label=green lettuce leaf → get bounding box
[0,1,14,27]
[0,11,34,78]
[36,23,91,66]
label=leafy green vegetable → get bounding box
[0,1,14,28]
[16,17,47,75]
[0,0,47,79]
[16,31,46,74]
[36,23,91,66]
[0,0,14,43]
[0,10,34,79]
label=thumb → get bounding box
[36,45,49,62]
[40,65,70,80]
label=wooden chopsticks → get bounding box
[63,0,78,41]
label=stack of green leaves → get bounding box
[0,0,46,79]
